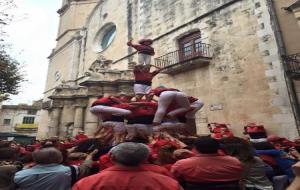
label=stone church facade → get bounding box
[38,0,300,139]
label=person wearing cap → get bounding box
[127,38,155,66]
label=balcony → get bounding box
[154,42,212,74]
[15,124,38,131]
[283,53,300,79]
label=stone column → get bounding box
[84,96,99,136]
[59,100,75,139]
[73,106,84,136]
[48,108,62,137]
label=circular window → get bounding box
[93,23,117,52]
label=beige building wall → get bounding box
[273,0,300,55]
[38,0,299,139]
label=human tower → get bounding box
[90,38,204,144]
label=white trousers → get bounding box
[90,105,131,116]
[185,100,204,119]
[153,91,190,123]
[138,53,151,65]
[102,121,126,133]
[134,84,151,95]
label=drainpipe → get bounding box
[266,0,300,134]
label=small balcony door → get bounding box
[178,31,202,62]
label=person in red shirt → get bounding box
[151,87,191,125]
[127,38,155,66]
[171,136,243,189]
[133,65,161,101]
[90,96,131,117]
[72,142,181,190]
[90,96,133,144]
[74,130,88,142]
[125,101,158,140]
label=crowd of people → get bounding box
[2,38,300,190]
[2,131,300,190]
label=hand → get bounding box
[86,149,98,160]
[293,161,300,176]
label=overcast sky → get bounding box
[4,0,61,105]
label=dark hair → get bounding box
[17,153,33,164]
[251,141,275,150]
[75,138,111,160]
[0,147,18,160]
[194,137,220,154]
[222,137,255,162]
[157,144,177,164]
[0,141,10,148]
[75,138,104,153]
[125,134,149,144]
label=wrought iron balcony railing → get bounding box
[154,42,212,74]
[283,53,300,76]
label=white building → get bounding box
[0,101,42,138]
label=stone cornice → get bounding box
[48,35,82,59]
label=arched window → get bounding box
[101,25,116,50]
[93,23,117,52]
[178,31,202,60]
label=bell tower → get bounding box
[55,0,98,49]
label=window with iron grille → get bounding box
[178,31,202,61]
[22,117,35,124]
[3,119,11,125]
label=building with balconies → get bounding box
[0,101,42,141]
[38,0,300,139]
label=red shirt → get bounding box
[171,154,243,183]
[92,97,116,107]
[75,134,88,141]
[150,88,179,97]
[125,102,158,118]
[127,41,155,55]
[134,67,160,82]
[72,165,181,190]
[98,156,173,178]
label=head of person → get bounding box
[135,94,144,101]
[194,136,220,154]
[138,38,153,46]
[9,141,20,150]
[32,147,63,165]
[118,92,133,103]
[173,149,194,160]
[125,134,149,144]
[157,144,177,164]
[0,147,18,161]
[221,137,255,162]
[110,142,150,166]
[146,92,154,101]
[141,65,151,72]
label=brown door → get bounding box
[178,31,202,62]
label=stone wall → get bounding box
[39,0,299,139]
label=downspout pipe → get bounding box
[266,0,300,134]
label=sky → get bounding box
[4,0,61,105]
